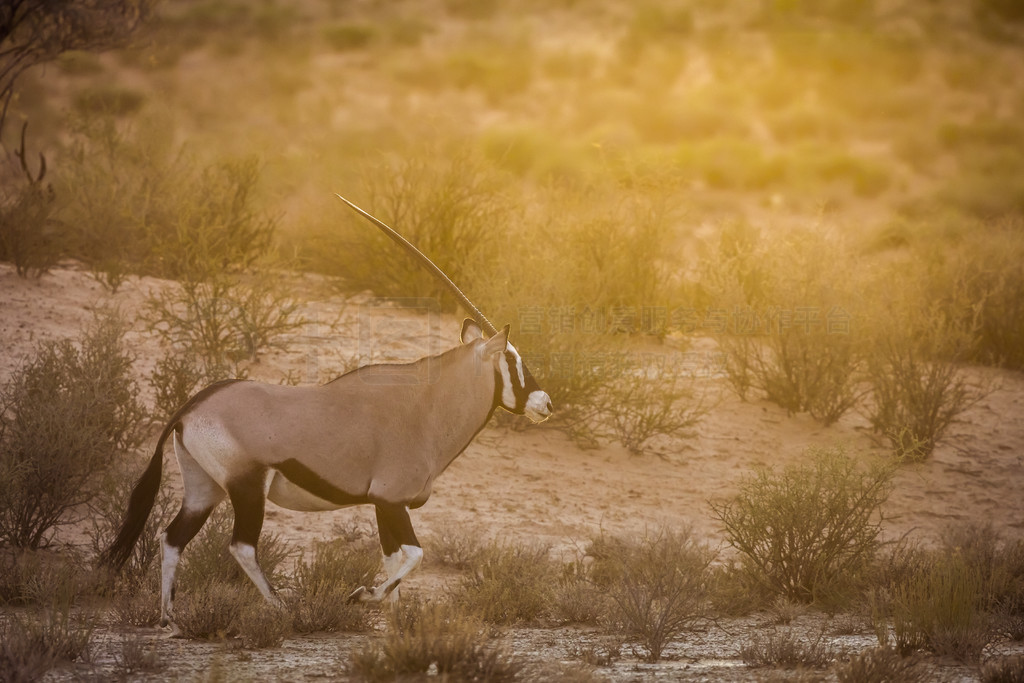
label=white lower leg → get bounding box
[382,549,405,603]
[159,533,180,629]
[229,542,282,607]
[365,545,422,602]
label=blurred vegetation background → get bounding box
[2,0,1023,450]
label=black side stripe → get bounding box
[273,458,369,507]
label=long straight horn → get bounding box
[335,193,498,336]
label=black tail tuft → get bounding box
[100,426,171,571]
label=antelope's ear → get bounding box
[461,319,483,344]
[482,324,510,358]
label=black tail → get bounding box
[100,421,176,571]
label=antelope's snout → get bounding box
[525,390,553,423]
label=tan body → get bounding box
[181,345,497,512]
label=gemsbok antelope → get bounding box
[102,196,553,633]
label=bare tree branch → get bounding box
[0,0,155,146]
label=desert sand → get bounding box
[2,260,1023,680]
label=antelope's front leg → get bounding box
[348,504,422,603]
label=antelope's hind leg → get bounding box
[161,432,226,633]
[349,503,423,604]
[226,469,283,607]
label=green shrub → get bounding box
[290,538,380,634]
[589,528,715,661]
[450,542,557,625]
[348,600,520,682]
[710,445,894,605]
[0,312,147,548]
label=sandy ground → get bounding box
[2,261,1023,680]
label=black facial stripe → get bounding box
[521,363,541,393]
[504,351,530,406]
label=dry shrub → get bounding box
[552,561,610,626]
[864,265,987,461]
[589,527,715,661]
[290,537,380,634]
[889,551,991,661]
[0,619,59,683]
[768,597,810,625]
[174,579,250,640]
[0,125,61,279]
[701,223,862,425]
[0,312,147,549]
[932,524,1024,644]
[149,352,205,417]
[739,626,835,669]
[570,637,624,668]
[110,577,161,628]
[709,558,770,616]
[237,600,292,649]
[0,603,94,681]
[176,505,293,593]
[450,541,558,625]
[981,654,1024,683]
[144,271,302,389]
[933,223,1024,370]
[711,445,894,606]
[315,145,506,308]
[112,634,164,677]
[0,548,90,606]
[834,646,927,683]
[348,600,520,682]
[599,355,712,456]
[88,455,177,584]
[60,114,276,288]
[458,186,684,442]
[425,520,486,570]
[175,581,291,648]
